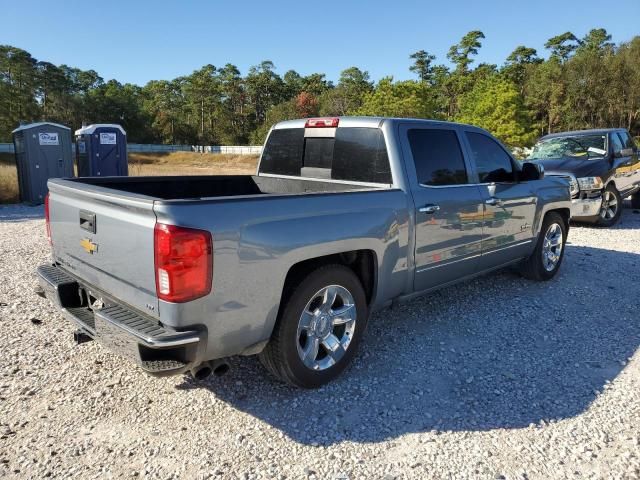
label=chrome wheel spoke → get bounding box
[299,311,314,331]
[321,286,338,312]
[330,304,355,325]
[302,335,320,368]
[322,334,346,363]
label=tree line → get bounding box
[1,28,638,147]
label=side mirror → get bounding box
[520,162,544,181]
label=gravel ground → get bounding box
[1,203,639,480]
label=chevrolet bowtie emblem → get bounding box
[80,238,98,254]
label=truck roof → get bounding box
[540,128,627,140]
[272,116,485,131]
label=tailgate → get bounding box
[48,180,159,318]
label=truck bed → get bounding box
[68,175,378,201]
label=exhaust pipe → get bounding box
[190,359,231,380]
[73,329,93,344]
[210,359,230,377]
[191,363,213,380]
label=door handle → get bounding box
[485,197,503,206]
[419,204,440,214]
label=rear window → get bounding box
[259,127,392,184]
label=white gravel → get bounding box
[1,202,639,480]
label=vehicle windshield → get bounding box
[528,134,607,160]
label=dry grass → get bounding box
[128,152,258,176]
[0,153,19,204]
[0,152,259,204]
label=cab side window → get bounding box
[407,129,469,186]
[617,131,636,150]
[466,132,515,183]
[611,132,624,154]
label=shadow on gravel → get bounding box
[179,243,640,446]
[0,204,44,222]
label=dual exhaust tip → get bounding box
[72,328,230,380]
[191,359,230,380]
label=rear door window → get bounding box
[259,127,392,184]
[465,132,515,183]
[407,129,468,186]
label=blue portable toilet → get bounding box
[75,124,128,177]
[12,122,74,204]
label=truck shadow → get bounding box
[176,243,640,445]
[0,204,44,222]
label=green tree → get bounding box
[249,99,297,144]
[320,67,372,115]
[578,28,614,54]
[0,46,39,139]
[503,46,541,92]
[283,70,303,99]
[409,50,436,83]
[545,32,581,61]
[245,61,285,126]
[523,58,567,135]
[447,31,485,73]
[457,75,535,147]
[355,77,437,118]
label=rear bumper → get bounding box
[570,195,602,218]
[36,264,205,377]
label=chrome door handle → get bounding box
[419,204,440,214]
[485,197,503,206]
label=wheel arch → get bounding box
[279,250,378,315]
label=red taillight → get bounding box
[154,223,213,303]
[44,193,52,245]
[305,117,339,128]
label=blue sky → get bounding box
[2,0,639,85]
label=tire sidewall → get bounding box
[277,266,368,388]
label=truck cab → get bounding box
[528,128,640,227]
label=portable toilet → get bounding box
[75,124,128,177]
[11,122,74,205]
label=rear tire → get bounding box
[632,191,640,209]
[259,265,368,388]
[520,212,567,281]
[596,185,622,227]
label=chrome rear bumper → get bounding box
[36,264,205,376]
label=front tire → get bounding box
[632,191,640,209]
[596,185,622,227]
[259,265,368,388]
[520,212,567,281]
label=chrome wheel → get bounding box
[541,223,563,272]
[296,285,356,371]
[600,190,619,220]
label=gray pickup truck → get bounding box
[37,117,571,388]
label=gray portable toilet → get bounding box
[12,122,74,205]
[75,124,128,177]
